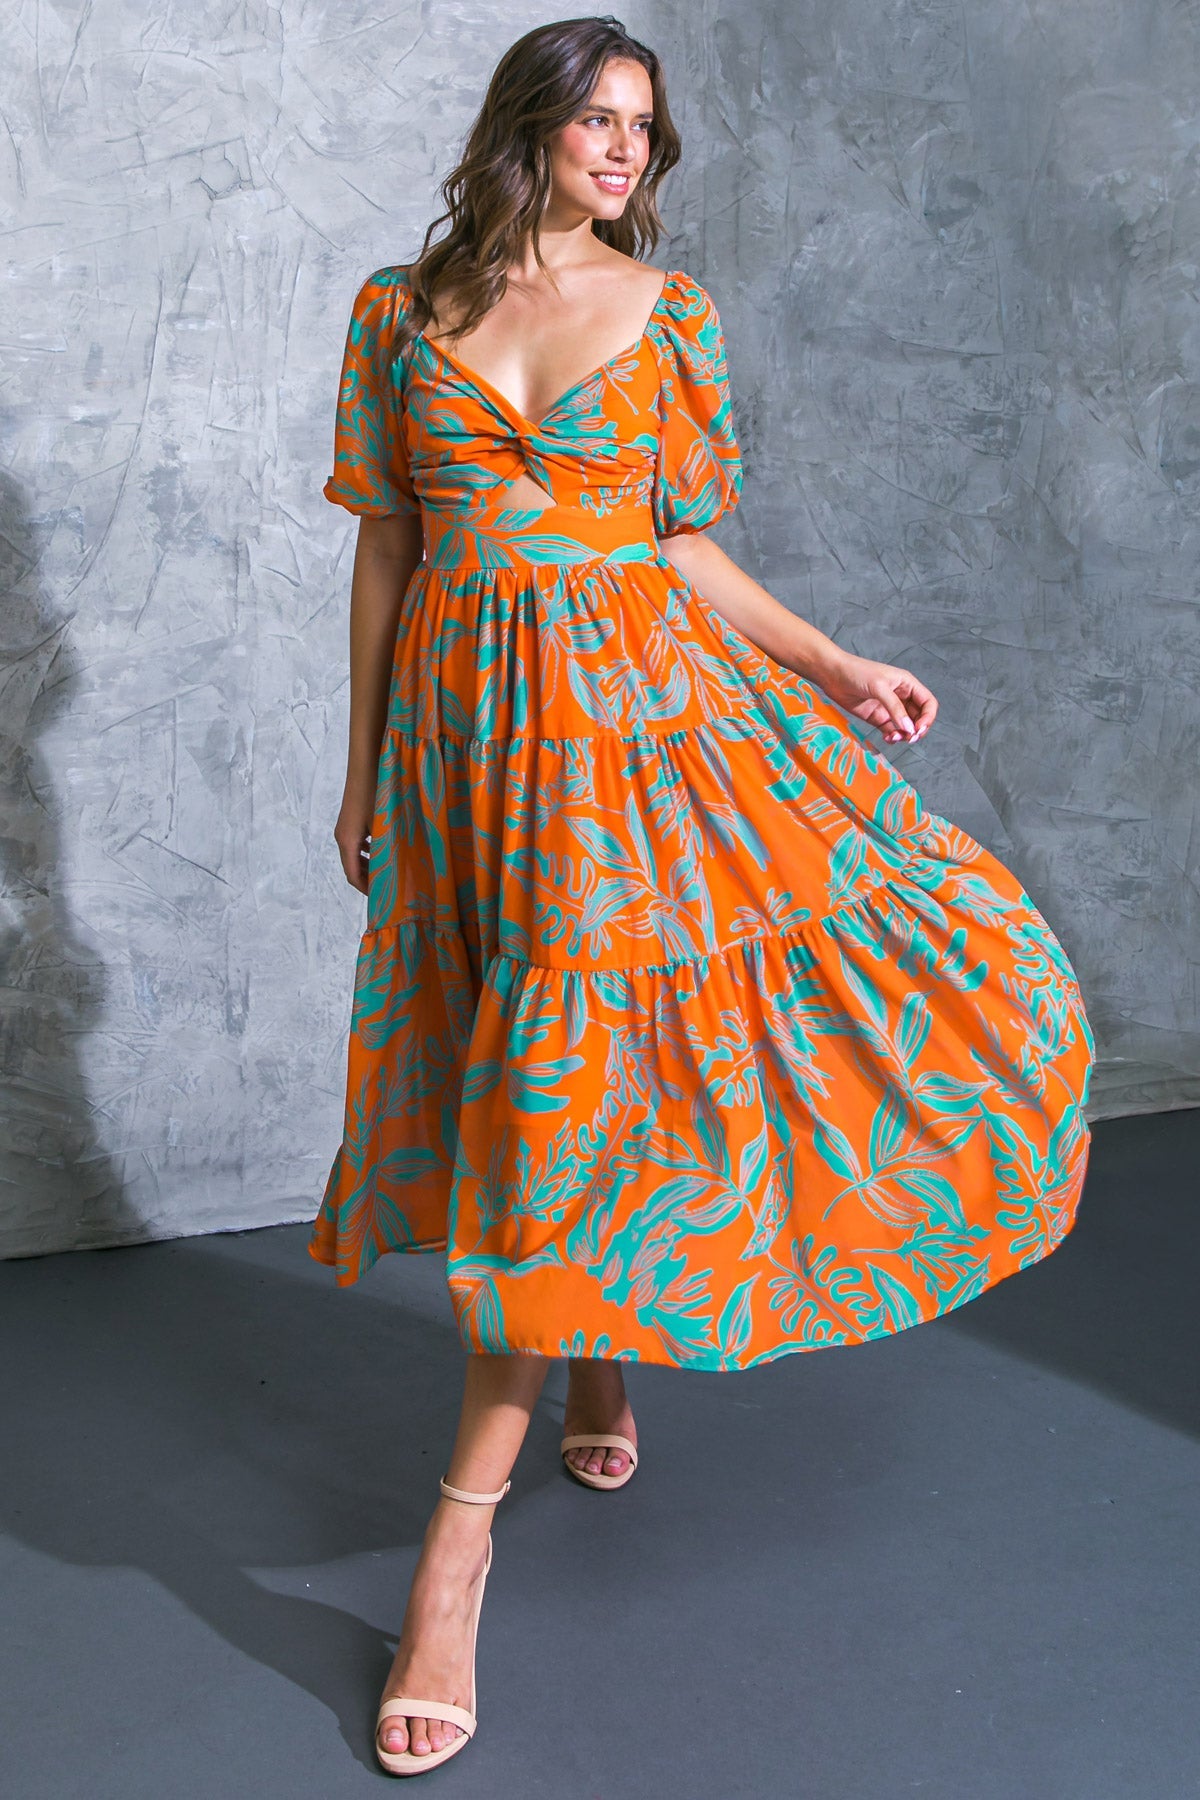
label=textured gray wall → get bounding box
[2,2,1197,1261]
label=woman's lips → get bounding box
[591,172,632,192]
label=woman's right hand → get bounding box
[334,781,376,895]
[335,512,424,897]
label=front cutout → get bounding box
[504,468,555,513]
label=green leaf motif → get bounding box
[914,1071,990,1113]
[738,1126,769,1194]
[718,1274,760,1364]
[893,1170,967,1231]
[896,991,932,1067]
[811,1115,862,1182]
[840,951,888,1031]
[507,1054,586,1113]
[828,831,871,902]
[377,1146,442,1185]
[866,1261,922,1332]
[462,1059,503,1104]
[868,1084,909,1170]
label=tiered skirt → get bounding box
[310,516,1095,1371]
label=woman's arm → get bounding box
[659,531,937,746]
[334,512,425,894]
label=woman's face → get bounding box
[545,57,655,222]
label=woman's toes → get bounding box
[380,1718,409,1754]
[380,1710,466,1758]
[565,1441,634,1475]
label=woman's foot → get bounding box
[376,1494,494,1761]
[562,1357,637,1479]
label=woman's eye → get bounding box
[582,114,652,128]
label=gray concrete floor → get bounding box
[1,1107,1198,1800]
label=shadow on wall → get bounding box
[0,471,128,1256]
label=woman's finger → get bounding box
[874,680,916,737]
[889,671,938,737]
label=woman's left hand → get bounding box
[815,650,938,745]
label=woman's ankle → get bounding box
[424,1495,494,1556]
[567,1355,627,1387]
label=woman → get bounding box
[310,15,1096,1776]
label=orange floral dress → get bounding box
[308,263,1096,1370]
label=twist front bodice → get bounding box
[323,265,744,552]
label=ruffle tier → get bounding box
[310,552,1095,1369]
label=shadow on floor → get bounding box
[0,1233,474,1774]
[942,1107,1199,1441]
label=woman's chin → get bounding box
[581,177,637,213]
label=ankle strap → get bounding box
[439,1474,512,1505]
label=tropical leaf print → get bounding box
[309,264,1096,1369]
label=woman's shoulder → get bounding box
[585,257,711,331]
[651,266,725,331]
[341,266,418,366]
[343,265,417,333]
[647,267,729,368]
[349,264,415,310]
[359,263,414,291]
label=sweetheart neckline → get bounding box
[415,267,679,433]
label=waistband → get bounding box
[421,500,660,570]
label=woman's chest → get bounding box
[395,330,665,513]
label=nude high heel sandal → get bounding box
[374,1474,511,1777]
[560,1433,639,1490]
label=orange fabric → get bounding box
[309,265,1096,1370]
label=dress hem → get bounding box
[306,1215,1078,1373]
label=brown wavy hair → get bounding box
[394,16,682,354]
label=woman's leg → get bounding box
[377,1349,549,1759]
[562,1355,638,1479]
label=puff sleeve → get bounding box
[323,267,420,518]
[651,273,743,537]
